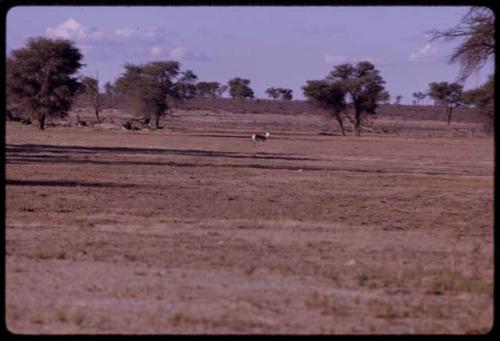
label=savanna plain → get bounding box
[5,105,494,334]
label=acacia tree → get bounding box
[462,75,494,125]
[80,76,101,123]
[326,61,387,136]
[6,37,82,130]
[428,7,494,127]
[428,7,494,82]
[104,81,114,96]
[215,84,228,98]
[412,91,427,105]
[228,77,254,100]
[265,87,280,100]
[115,60,182,129]
[394,95,403,105]
[427,82,464,125]
[173,69,198,101]
[279,88,293,100]
[196,81,220,98]
[266,87,293,100]
[303,80,347,136]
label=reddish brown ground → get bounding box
[5,109,494,334]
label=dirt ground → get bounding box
[5,109,494,334]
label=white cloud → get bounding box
[409,42,437,62]
[114,28,136,38]
[169,46,210,62]
[169,46,187,60]
[45,18,174,62]
[324,54,348,64]
[325,54,382,65]
[150,46,162,56]
[46,17,90,40]
[354,56,375,63]
[46,18,170,47]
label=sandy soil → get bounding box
[5,109,494,334]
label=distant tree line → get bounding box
[6,5,494,133]
[265,87,293,100]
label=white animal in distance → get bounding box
[251,131,270,144]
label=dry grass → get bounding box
[5,108,493,334]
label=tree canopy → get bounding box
[303,80,347,135]
[196,81,225,98]
[228,77,254,100]
[412,91,427,105]
[303,61,386,136]
[326,61,387,135]
[265,87,293,100]
[427,82,464,125]
[114,60,186,129]
[265,87,281,100]
[428,7,494,82]
[461,75,494,127]
[6,36,83,129]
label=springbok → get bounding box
[251,131,270,144]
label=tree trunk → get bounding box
[94,91,100,123]
[153,113,160,129]
[143,115,151,128]
[447,106,453,125]
[335,112,346,136]
[38,113,46,130]
[354,110,361,136]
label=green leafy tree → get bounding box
[228,77,254,100]
[462,75,494,126]
[461,89,476,108]
[412,91,427,105]
[115,60,181,129]
[326,61,387,136]
[173,69,198,101]
[303,80,347,135]
[428,7,494,129]
[6,37,83,130]
[279,88,293,100]
[196,81,220,98]
[427,82,464,125]
[265,87,281,100]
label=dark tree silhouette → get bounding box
[228,77,254,100]
[279,88,293,100]
[427,82,464,125]
[303,80,347,135]
[265,87,280,100]
[412,91,427,105]
[327,61,387,136]
[115,61,181,129]
[196,81,221,98]
[6,37,83,130]
[428,7,494,82]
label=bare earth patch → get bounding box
[5,110,493,334]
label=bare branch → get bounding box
[427,6,495,82]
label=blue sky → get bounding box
[6,6,494,103]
